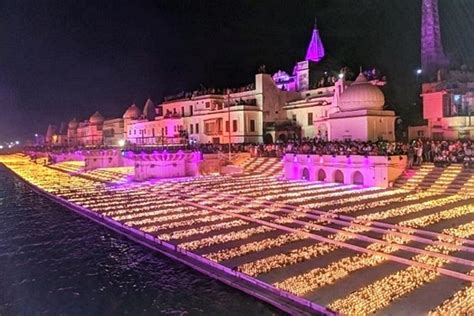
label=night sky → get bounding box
[0,0,473,141]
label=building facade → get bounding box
[409,69,474,140]
[46,23,397,147]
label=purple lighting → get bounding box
[305,19,325,63]
[421,0,448,76]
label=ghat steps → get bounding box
[394,163,474,195]
[237,157,284,177]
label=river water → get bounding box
[0,167,283,315]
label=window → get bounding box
[165,126,168,135]
[205,102,210,108]
[307,113,313,126]
[250,119,256,132]
[181,107,184,116]
[196,123,199,134]
[152,128,155,136]
[232,120,237,132]
[190,124,194,134]
[129,130,131,135]
[189,105,193,116]
[417,130,424,137]
[225,120,230,132]
[292,114,297,122]
[161,127,164,136]
[205,122,213,134]
[134,130,136,135]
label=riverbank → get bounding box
[0,166,285,315]
[0,157,328,315]
[1,154,472,315]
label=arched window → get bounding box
[353,171,364,185]
[302,168,310,180]
[317,169,326,181]
[278,134,287,143]
[334,170,344,183]
[263,133,273,144]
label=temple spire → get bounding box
[305,18,325,63]
[421,0,448,77]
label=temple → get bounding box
[409,0,474,140]
[421,0,448,78]
[44,21,396,147]
[305,19,325,63]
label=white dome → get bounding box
[68,118,78,129]
[123,104,142,119]
[339,73,385,112]
[89,111,104,124]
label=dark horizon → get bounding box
[1,0,473,141]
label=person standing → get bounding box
[408,145,415,169]
[416,142,423,165]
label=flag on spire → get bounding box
[305,18,325,63]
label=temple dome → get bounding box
[89,111,104,124]
[68,118,78,129]
[339,73,385,112]
[123,104,142,119]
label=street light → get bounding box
[118,139,125,147]
[415,68,422,84]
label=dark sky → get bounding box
[0,0,473,141]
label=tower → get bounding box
[421,0,448,77]
[305,18,325,63]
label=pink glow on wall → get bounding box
[292,165,298,178]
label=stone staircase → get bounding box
[237,157,284,177]
[394,163,474,195]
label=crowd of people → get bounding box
[186,138,473,169]
[249,138,474,169]
[24,138,474,169]
[163,83,256,102]
[408,139,474,168]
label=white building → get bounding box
[49,22,397,147]
[124,74,298,146]
[409,69,474,140]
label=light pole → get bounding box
[227,89,232,161]
[416,68,422,84]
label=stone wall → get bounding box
[284,154,407,188]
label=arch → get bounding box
[301,168,310,180]
[278,133,287,143]
[334,169,344,184]
[263,133,274,144]
[352,171,364,185]
[317,168,326,181]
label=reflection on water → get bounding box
[0,167,283,315]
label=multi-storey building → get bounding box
[46,112,125,147]
[409,69,474,140]
[47,23,397,147]
[124,73,297,145]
